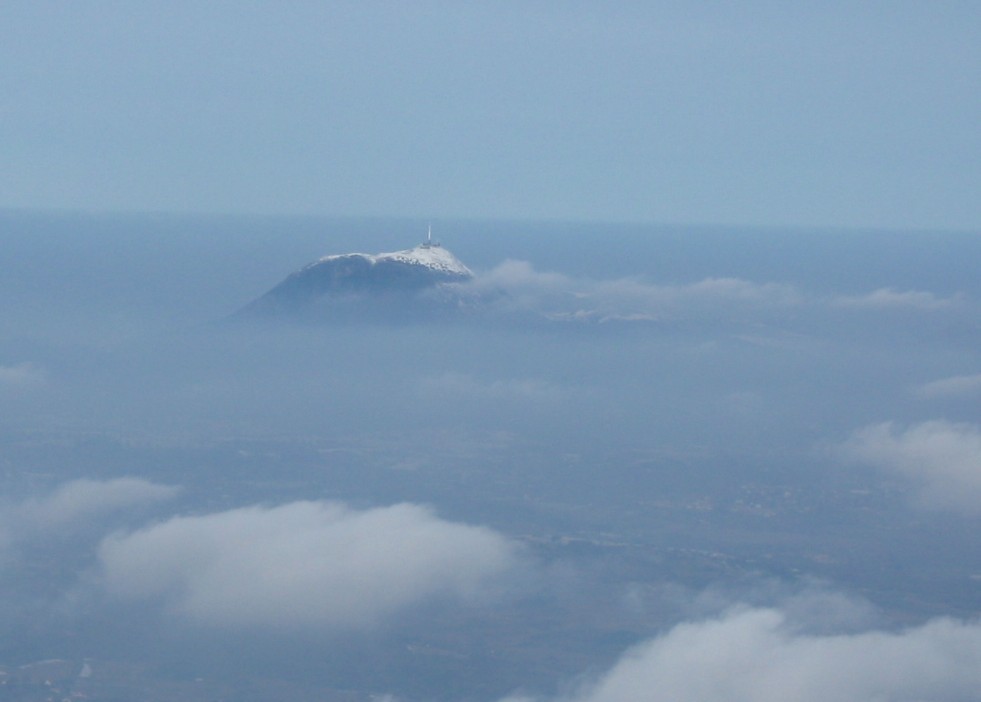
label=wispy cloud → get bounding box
[843,420,981,515]
[832,287,961,311]
[470,262,966,326]
[10,477,180,533]
[469,261,800,322]
[0,362,47,387]
[97,501,517,629]
[916,373,981,398]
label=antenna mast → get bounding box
[422,221,439,248]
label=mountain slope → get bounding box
[236,243,476,322]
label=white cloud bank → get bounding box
[507,607,981,702]
[97,501,516,629]
[844,421,981,515]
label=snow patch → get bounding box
[317,245,472,277]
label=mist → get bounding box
[1,210,979,700]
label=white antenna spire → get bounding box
[422,221,439,248]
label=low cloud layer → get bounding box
[843,421,981,515]
[471,261,800,322]
[468,262,965,325]
[507,606,981,702]
[97,501,517,629]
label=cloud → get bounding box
[11,478,180,532]
[469,263,968,327]
[832,287,960,311]
[917,373,981,398]
[665,278,799,304]
[470,261,799,322]
[510,606,981,702]
[97,501,517,629]
[843,421,981,515]
[477,260,573,292]
[0,362,46,387]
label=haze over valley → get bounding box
[1,212,979,700]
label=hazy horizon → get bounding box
[2,2,979,230]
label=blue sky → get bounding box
[1,1,978,229]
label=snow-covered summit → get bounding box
[380,244,473,277]
[316,243,472,278]
[236,238,475,321]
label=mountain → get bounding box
[236,242,478,322]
